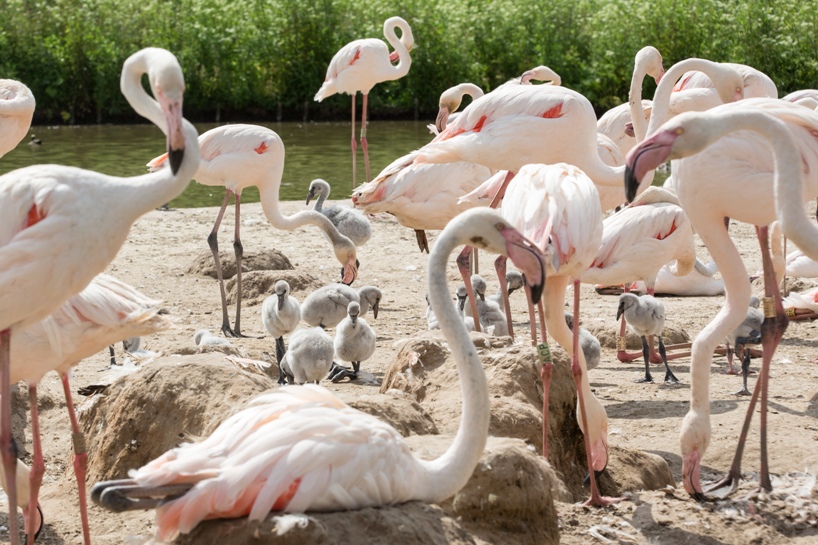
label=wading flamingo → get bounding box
[90,207,547,542]
[625,100,818,500]
[0,80,35,158]
[148,124,359,338]
[0,47,198,545]
[315,16,414,187]
[6,274,171,543]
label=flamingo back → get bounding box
[316,39,393,98]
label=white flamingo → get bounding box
[89,207,547,542]
[315,16,414,186]
[625,100,818,500]
[148,124,359,337]
[0,47,198,545]
[0,79,35,158]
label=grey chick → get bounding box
[471,274,509,336]
[329,302,376,382]
[455,285,477,332]
[724,295,763,395]
[301,284,382,328]
[426,292,441,330]
[488,269,525,307]
[616,293,679,384]
[261,280,302,385]
[279,327,335,384]
[306,179,372,246]
[564,312,601,371]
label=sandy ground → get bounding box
[2,198,818,544]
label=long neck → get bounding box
[384,18,412,79]
[628,58,652,143]
[416,224,490,502]
[313,187,328,212]
[120,54,166,131]
[454,84,483,112]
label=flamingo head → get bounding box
[146,54,187,175]
[275,280,289,311]
[339,255,359,286]
[636,46,664,85]
[680,407,711,501]
[435,106,450,134]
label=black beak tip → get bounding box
[530,281,544,306]
[168,147,185,175]
[624,164,638,204]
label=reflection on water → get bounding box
[0,121,433,207]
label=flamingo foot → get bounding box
[616,350,643,363]
[705,471,741,499]
[635,375,654,384]
[734,386,752,396]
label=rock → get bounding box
[226,270,321,305]
[80,355,276,482]
[187,249,293,280]
[589,323,690,350]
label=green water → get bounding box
[0,121,433,207]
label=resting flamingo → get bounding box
[148,124,359,337]
[90,207,548,542]
[0,79,35,158]
[497,163,616,506]
[669,62,777,114]
[0,47,198,545]
[6,274,171,543]
[581,186,697,364]
[625,100,818,500]
[314,16,414,186]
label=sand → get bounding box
[2,198,818,544]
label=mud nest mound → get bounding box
[341,391,439,436]
[380,331,673,500]
[187,249,293,279]
[588,323,690,350]
[227,270,321,305]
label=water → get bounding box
[0,121,434,207]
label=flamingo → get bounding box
[148,124,360,338]
[498,163,617,506]
[0,47,198,545]
[580,186,697,363]
[6,273,171,543]
[0,79,35,158]
[434,82,485,133]
[783,89,818,110]
[594,260,725,297]
[625,100,818,500]
[314,16,414,187]
[89,207,548,542]
[669,62,777,115]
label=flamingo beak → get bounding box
[351,314,358,327]
[306,188,315,206]
[653,69,665,85]
[500,225,547,304]
[159,93,185,175]
[457,295,466,312]
[372,300,379,319]
[435,107,450,134]
[389,50,400,63]
[277,295,285,311]
[341,256,358,285]
[616,301,626,321]
[624,122,635,138]
[682,448,706,501]
[624,128,679,203]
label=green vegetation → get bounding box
[2,0,815,124]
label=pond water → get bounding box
[0,121,434,207]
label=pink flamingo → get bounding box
[90,208,548,542]
[0,47,198,545]
[315,16,414,187]
[498,163,619,506]
[148,124,359,338]
[669,62,777,115]
[625,99,818,500]
[6,274,171,544]
[0,79,35,158]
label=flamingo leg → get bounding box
[472,247,479,275]
[537,299,547,344]
[634,336,654,383]
[724,342,738,375]
[733,344,753,396]
[415,230,429,253]
[494,256,514,341]
[456,246,481,333]
[658,337,679,383]
[275,337,287,385]
[231,195,258,338]
[616,285,641,363]
[351,94,357,188]
[60,373,91,545]
[1,329,20,545]
[523,282,537,345]
[361,93,370,183]
[25,386,44,545]
[538,341,552,461]
[208,191,239,337]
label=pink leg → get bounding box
[723,343,738,375]
[361,93,370,183]
[537,299,547,343]
[524,282,537,345]
[208,191,239,337]
[61,373,91,545]
[25,386,44,545]
[457,246,481,333]
[488,171,516,209]
[1,329,20,545]
[351,94,358,188]
[472,247,479,275]
[495,256,514,341]
[570,281,621,506]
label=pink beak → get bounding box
[500,225,547,304]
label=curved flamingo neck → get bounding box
[384,17,413,79]
[120,48,167,131]
[416,216,490,501]
[312,184,330,213]
[448,84,484,112]
[628,57,653,143]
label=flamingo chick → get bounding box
[261,280,301,385]
[723,296,763,377]
[564,312,601,371]
[90,208,548,543]
[329,302,376,382]
[306,179,372,246]
[278,327,336,385]
[470,274,509,336]
[454,285,477,332]
[617,293,679,384]
[301,284,381,329]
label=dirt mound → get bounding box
[187,249,293,279]
[80,354,275,482]
[226,270,321,305]
[602,446,675,495]
[589,323,690,350]
[342,392,438,436]
[176,436,563,545]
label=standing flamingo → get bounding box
[90,207,547,542]
[0,80,35,158]
[625,100,818,500]
[0,47,198,545]
[6,274,171,543]
[148,124,359,337]
[315,16,414,186]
